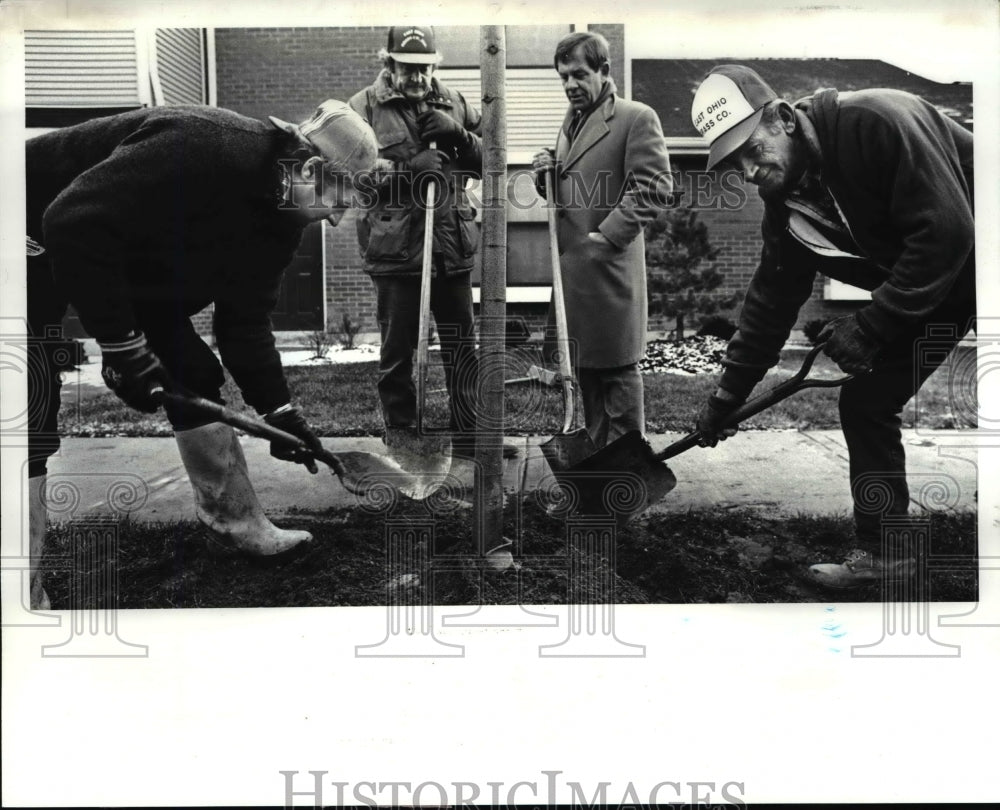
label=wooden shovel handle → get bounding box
[415,136,437,433]
[153,388,346,477]
[546,167,575,434]
[654,343,853,462]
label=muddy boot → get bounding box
[174,422,312,557]
[28,475,52,610]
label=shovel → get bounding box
[504,365,559,387]
[549,343,852,523]
[539,168,599,473]
[383,133,453,493]
[155,390,442,500]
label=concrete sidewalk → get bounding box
[42,430,978,522]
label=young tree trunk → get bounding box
[675,313,685,342]
[475,25,507,557]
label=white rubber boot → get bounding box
[174,422,312,557]
[29,475,52,610]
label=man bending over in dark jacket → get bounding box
[26,100,377,608]
[690,65,974,589]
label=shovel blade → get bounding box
[331,450,444,501]
[540,428,598,473]
[383,426,453,500]
[546,431,678,525]
[528,365,559,387]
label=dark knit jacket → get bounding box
[720,88,975,399]
[27,106,306,414]
[348,71,483,276]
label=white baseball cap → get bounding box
[269,100,378,176]
[691,65,778,169]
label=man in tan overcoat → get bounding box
[533,31,672,448]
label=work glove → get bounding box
[417,108,472,151]
[405,148,448,198]
[264,404,323,474]
[98,331,172,413]
[695,392,742,448]
[407,148,448,176]
[818,314,880,374]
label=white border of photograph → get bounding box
[3,0,999,805]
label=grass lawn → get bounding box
[47,340,977,607]
[60,342,975,437]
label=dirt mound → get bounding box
[42,504,976,608]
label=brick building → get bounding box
[26,27,972,340]
[632,58,973,331]
[211,24,623,338]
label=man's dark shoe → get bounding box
[809,549,916,589]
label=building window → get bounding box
[25,29,146,127]
[25,28,211,128]
[435,67,567,162]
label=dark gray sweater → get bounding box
[27,106,305,413]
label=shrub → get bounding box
[337,313,362,350]
[802,318,831,345]
[646,206,739,341]
[306,328,336,359]
[696,315,737,341]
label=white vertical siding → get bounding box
[154,28,206,105]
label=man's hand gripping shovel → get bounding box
[546,343,853,524]
[151,386,436,500]
[382,131,454,499]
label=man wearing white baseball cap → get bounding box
[25,100,377,606]
[690,64,975,589]
[691,64,778,173]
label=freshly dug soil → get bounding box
[41,500,977,608]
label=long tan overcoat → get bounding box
[547,91,672,368]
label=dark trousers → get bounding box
[373,269,478,437]
[26,256,69,478]
[578,364,645,449]
[840,263,976,552]
[26,258,226,477]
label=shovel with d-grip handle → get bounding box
[539,165,599,474]
[551,342,853,524]
[381,125,454,497]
